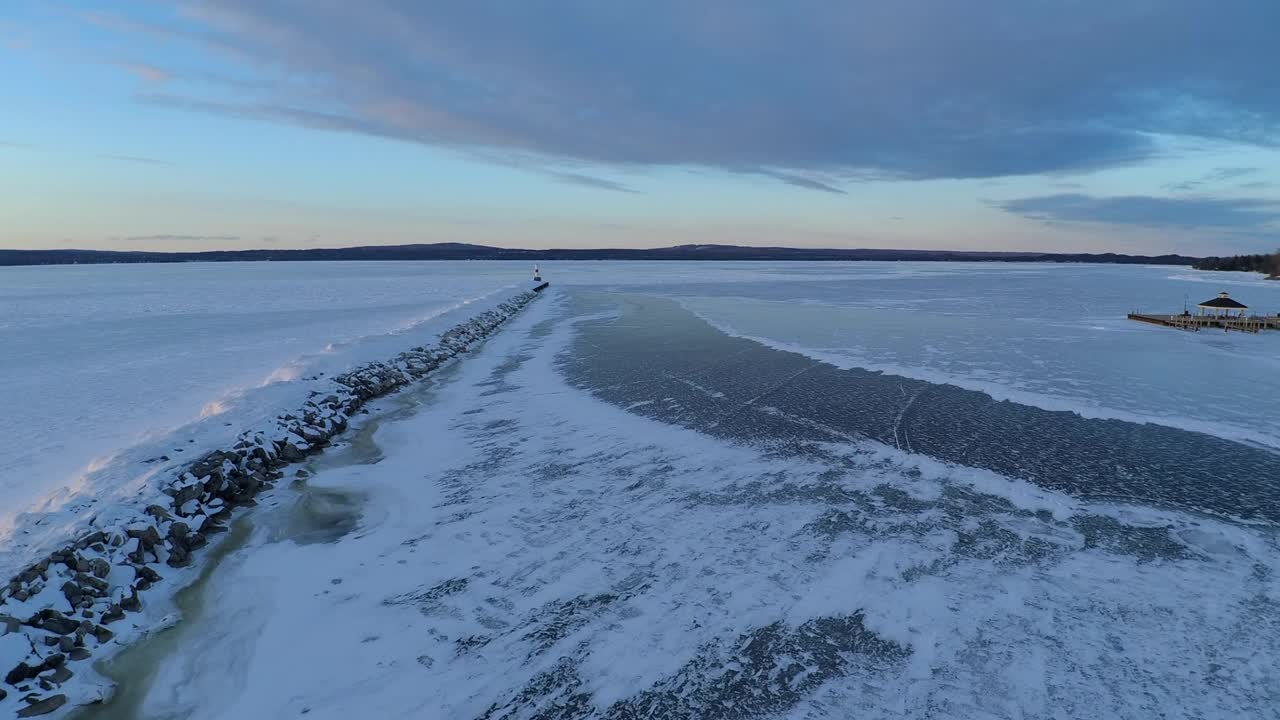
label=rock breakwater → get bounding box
[0,285,546,717]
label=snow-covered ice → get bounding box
[0,261,532,577]
[3,260,1278,719]
[106,274,1278,720]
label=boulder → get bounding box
[136,566,162,584]
[100,605,124,625]
[277,442,305,463]
[60,581,82,606]
[29,611,79,636]
[89,558,110,580]
[166,543,190,568]
[5,662,34,685]
[46,665,72,684]
[16,694,66,717]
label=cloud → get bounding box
[116,234,240,242]
[117,61,171,83]
[996,194,1280,230]
[1165,166,1261,191]
[544,171,639,193]
[100,2,1280,185]
[100,154,172,166]
[756,169,847,194]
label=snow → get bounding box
[0,261,532,578]
[3,260,1278,718]
[670,263,1280,450]
[123,284,1278,720]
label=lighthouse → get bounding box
[533,264,542,282]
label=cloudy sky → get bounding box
[2,0,1279,253]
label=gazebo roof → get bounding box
[1198,292,1248,309]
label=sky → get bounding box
[2,1,1279,254]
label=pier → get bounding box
[1127,312,1280,332]
[1129,291,1278,332]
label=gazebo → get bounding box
[1198,292,1248,317]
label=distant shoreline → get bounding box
[0,243,1201,267]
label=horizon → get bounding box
[0,240,1206,261]
[3,2,1280,255]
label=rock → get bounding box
[76,573,107,595]
[121,589,142,613]
[60,581,82,606]
[47,665,72,684]
[173,483,202,507]
[136,565,162,584]
[57,636,74,653]
[92,625,114,644]
[89,558,111,579]
[5,662,35,685]
[166,543,190,568]
[68,648,91,662]
[100,605,124,625]
[0,687,5,701]
[169,522,190,541]
[278,442,305,463]
[30,611,79,636]
[295,468,311,479]
[40,654,64,669]
[16,694,66,717]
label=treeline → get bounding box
[1193,250,1280,277]
[0,243,1201,267]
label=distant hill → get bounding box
[0,243,1201,267]
[1193,251,1280,278]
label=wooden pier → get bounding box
[1128,313,1280,333]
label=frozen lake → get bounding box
[2,261,1278,564]
[0,262,529,572]
[87,266,1279,720]
[2,260,1279,718]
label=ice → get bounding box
[670,263,1280,449]
[124,286,1278,720]
[0,261,531,577]
[3,260,1278,718]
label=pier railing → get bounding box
[1127,312,1280,333]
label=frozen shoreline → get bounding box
[0,285,546,718]
[98,287,1278,720]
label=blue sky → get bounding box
[2,1,1279,253]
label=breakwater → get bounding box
[0,285,546,717]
